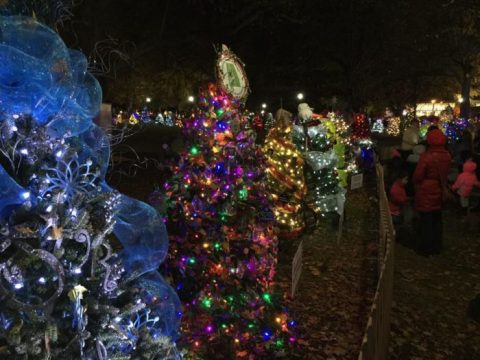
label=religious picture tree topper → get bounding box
[215,44,250,101]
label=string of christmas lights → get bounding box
[263,110,307,237]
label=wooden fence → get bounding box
[358,163,395,360]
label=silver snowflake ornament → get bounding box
[41,156,99,203]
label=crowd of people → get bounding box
[388,118,480,256]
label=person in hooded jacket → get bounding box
[452,159,480,211]
[413,129,452,256]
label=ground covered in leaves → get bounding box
[110,152,382,359]
[390,206,480,359]
[277,185,379,359]
[108,128,383,359]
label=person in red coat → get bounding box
[389,171,409,225]
[413,129,452,256]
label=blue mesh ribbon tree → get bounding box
[0,16,181,359]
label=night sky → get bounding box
[3,0,479,114]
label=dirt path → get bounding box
[278,187,379,359]
[389,208,480,359]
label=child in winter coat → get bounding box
[452,159,480,209]
[388,148,403,186]
[389,171,409,225]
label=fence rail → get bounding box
[358,163,395,360]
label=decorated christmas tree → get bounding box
[252,112,266,145]
[439,106,455,133]
[419,117,430,139]
[0,16,180,359]
[326,112,354,187]
[155,112,165,125]
[401,106,416,133]
[351,113,374,171]
[128,111,140,125]
[252,113,264,131]
[140,106,152,124]
[263,109,307,237]
[114,111,126,125]
[173,113,183,128]
[155,112,175,127]
[445,117,469,142]
[371,119,384,134]
[264,112,275,131]
[294,104,345,215]
[351,113,370,141]
[385,116,400,136]
[161,47,295,358]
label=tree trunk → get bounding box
[460,65,472,119]
[412,76,418,117]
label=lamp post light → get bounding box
[458,97,464,103]
[297,93,304,101]
[188,95,195,103]
[261,103,267,109]
[146,97,152,103]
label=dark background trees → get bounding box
[3,0,480,114]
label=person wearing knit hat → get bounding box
[412,129,452,256]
